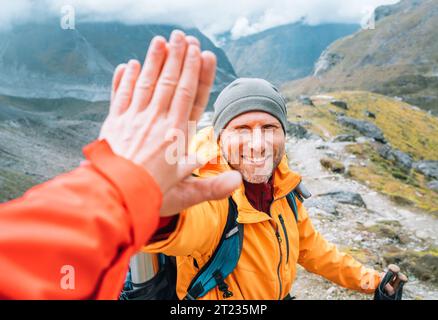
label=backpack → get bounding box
[119,182,311,300]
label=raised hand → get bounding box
[103,31,242,215]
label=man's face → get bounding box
[219,111,285,184]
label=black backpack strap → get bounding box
[184,197,243,300]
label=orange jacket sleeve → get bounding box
[0,140,162,299]
[297,202,381,294]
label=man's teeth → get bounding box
[243,156,266,163]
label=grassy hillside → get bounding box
[285,90,438,213]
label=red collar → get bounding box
[242,175,274,214]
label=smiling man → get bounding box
[143,78,401,300]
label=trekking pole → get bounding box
[129,252,156,284]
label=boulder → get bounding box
[298,95,314,106]
[286,121,310,139]
[333,134,356,142]
[427,180,438,193]
[377,144,413,170]
[320,157,345,174]
[365,110,376,119]
[361,220,409,244]
[330,100,349,110]
[317,191,366,208]
[337,116,386,143]
[413,160,438,180]
[305,197,339,215]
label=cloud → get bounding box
[0,0,400,39]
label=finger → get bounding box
[388,264,400,285]
[393,273,408,291]
[398,272,408,283]
[160,171,242,216]
[198,171,242,201]
[168,44,201,124]
[190,51,217,122]
[185,35,200,47]
[176,148,213,181]
[131,36,167,112]
[388,264,400,274]
[110,64,127,104]
[149,30,187,114]
[384,283,395,296]
[112,59,141,115]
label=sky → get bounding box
[0,0,400,39]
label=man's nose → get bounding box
[248,129,265,156]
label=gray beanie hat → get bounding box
[212,78,288,139]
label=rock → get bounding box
[361,220,409,243]
[328,110,345,117]
[317,191,366,208]
[286,121,311,139]
[427,180,438,193]
[298,95,314,106]
[363,221,375,228]
[305,197,339,215]
[377,144,413,170]
[389,194,415,206]
[324,151,337,158]
[415,230,429,240]
[320,157,345,174]
[397,234,411,245]
[365,110,376,119]
[316,145,329,150]
[356,136,371,143]
[326,286,336,295]
[337,116,386,143]
[333,134,356,142]
[413,160,438,180]
[330,99,349,110]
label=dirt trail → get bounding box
[286,137,438,300]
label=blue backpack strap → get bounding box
[184,197,243,300]
[286,181,312,222]
[286,192,299,222]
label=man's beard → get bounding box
[222,146,284,184]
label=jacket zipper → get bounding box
[273,226,283,300]
[278,214,290,264]
[268,187,296,300]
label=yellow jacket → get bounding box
[143,126,381,300]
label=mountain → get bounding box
[0,21,237,202]
[283,0,438,114]
[0,21,237,104]
[222,22,359,86]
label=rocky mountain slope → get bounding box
[222,22,358,85]
[0,21,236,103]
[283,0,438,115]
